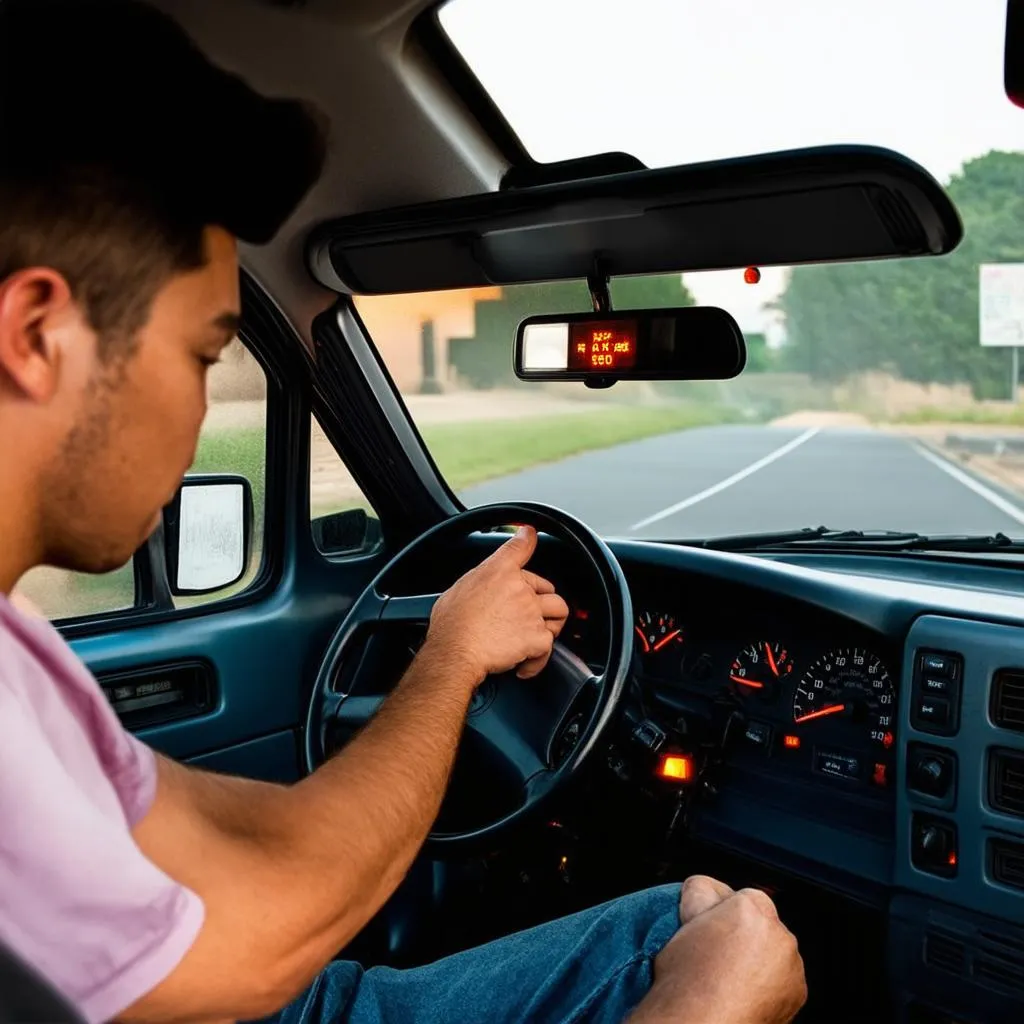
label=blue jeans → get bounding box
[260,884,681,1024]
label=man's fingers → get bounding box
[539,593,569,623]
[679,875,734,922]
[735,887,780,921]
[516,655,548,679]
[494,525,538,568]
[522,569,556,595]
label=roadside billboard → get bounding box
[980,263,1024,347]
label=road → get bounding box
[462,425,1024,540]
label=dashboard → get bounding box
[625,584,899,802]
[550,540,1024,1023]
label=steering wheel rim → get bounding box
[303,501,633,849]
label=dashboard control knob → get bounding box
[920,825,947,856]
[911,814,958,877]
[908,748,955,798]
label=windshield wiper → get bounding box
[687,526,1024,554]
[688,526,925,551]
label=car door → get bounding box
[15,277,390,783]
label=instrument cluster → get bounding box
[632,607,898,793]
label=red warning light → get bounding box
[947,851,958,867]
[882,731,895,749]
[872,763,889,787]
[743,266,761,285]
[783,735,801,750]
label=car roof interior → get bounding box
[154,0,510,343]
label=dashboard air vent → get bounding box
[975,953,1024,994]
[990,749,1024,818]
[991,839,1024,892]
[923,930,966,976]
[992,671,1024,732]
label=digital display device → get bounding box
[567,321,638,372]
[514,306,746,384]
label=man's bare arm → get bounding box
[121,527,568,1024]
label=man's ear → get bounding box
[0,268,77,401]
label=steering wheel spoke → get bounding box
[380,593,441,624]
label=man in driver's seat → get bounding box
[0,2,806,1022]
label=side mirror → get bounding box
[162,475,253,596]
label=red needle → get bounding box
[764,643,780,678]
[793,703,846,724]
[730,674,764,689]
[652,629,682,652]
[634,626,651,654]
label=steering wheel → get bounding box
[303,501,633,848]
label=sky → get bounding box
[442,0,1023,337]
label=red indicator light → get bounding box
[656,753,694,783]
[882,731,895,749]
[574,609,589,620]
[947,851,957,867]
[783,735,801,749]
[744,266,761,284]
[872,763,888,787]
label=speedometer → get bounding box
[792,647,895,749]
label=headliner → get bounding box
[154,0,510,343]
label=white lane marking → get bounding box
[913,443,1024,526]
[628,427,821,532]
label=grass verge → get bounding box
[895,406,1024,427]
[420,404,736,491]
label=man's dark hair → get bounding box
[0,0,326,352]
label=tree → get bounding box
[777,151,1024,398]
[448,274,695,388]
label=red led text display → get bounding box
[567,321,638,372]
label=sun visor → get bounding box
[307,145,962,295]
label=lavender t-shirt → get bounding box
[0,595,204,1023]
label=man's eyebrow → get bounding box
[213,311,242,335]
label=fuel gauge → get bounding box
[635,612,684,662]
[729,641,792,700]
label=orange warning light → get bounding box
[656,753,694,782]
[783,735,801,750]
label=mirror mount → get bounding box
[582,261,617,389]
[587,260,612,314]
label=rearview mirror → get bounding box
[514,306,746,385]
[162,474,253,596]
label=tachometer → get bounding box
[729,641,792,699]
[792,647,895,748]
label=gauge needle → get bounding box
[793,703,846,724]
[634,626,651,653]
[730,674,764,689]
[652,629,682,652]
[764,643,780,677]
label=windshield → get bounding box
[359,1,1024,543]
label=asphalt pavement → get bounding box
[461,425,1024,540]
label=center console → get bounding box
[892,616,1024,1024]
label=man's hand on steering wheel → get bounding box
[425,525,570,686]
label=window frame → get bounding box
[56,272,305,640]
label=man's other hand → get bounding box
[425,525,569,687]
[631,880,808,1024]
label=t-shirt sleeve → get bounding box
[0,696,205,1024]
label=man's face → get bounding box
[38,227,241,574]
